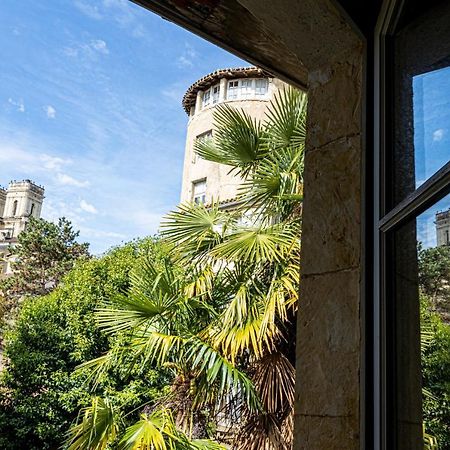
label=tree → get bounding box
[419,243,450,311]
[421,296,450,449]
[419,242,450,449]
[0,217,89,331]
[69,87,305,449]
[0,239,168,450]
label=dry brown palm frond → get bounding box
[234,413,290,450]
[232,352,295,450]
[252,352,295,414]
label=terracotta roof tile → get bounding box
[182,66,272,114]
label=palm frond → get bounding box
[119,409,224,450]
[65,396,119,450]
[252,352,295,414]
[211,222,299,264]
[263,87,307,151]
[187,338,261,413]
[161,203,230,260]
[194,105,265,177]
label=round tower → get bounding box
[180,67,285,206]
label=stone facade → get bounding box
[0,180,44,275]
[436,209,450,246]
[180,67,285,205]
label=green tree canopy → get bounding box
[0,238,168,450]
[0,217,89,331]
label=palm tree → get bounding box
[66,87,306,449]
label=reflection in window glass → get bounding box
[392,194,450,449]
[413,66,450,187]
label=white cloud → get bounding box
[0,145,71,175]
[64,40,109,59]
[176,43,197,68]
[90,39,109,54]
[433,128,444,142]
[80,199,98,214]
[8,98,25,112]
[40,153,71,171]
[56,173,90,188]
[73,0,103,19]
[45,105,56,118]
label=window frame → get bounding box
[374,0,450,448]
[192,178,207,205]
[227,80,239,100]
[203,89,211,107]
[255,78,268,96]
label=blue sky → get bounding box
[0,0,245,254]
[413,67,450,247]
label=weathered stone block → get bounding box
[307,58,362,150]
[295,269,360,418]
[294,414,359,450]
[301,135,361,275]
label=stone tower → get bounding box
[0,180,45,276]
[180,67,285,206]
[436,209,450,246]
[2,180,45,239]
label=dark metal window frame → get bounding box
[374,0,450,448]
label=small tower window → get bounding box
[227,80,239,100]
[192,179,207,205]
[203,89,211,107]
[255,79,269,96]
[240,79,253,98]
[30,203,35,216]
[212,85,220,104]
[12,200,18,217]
[193,130,213,163]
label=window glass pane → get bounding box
[413,67,450,187]
[193,179,206,204]
[389,193,450,449]
[203,89,210,107]
[227,80,239,100]
[391,1,450,208]
[212,85,220,104]
[240,79,253,98]
[255,79,268,96]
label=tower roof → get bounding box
[8,179,45,195]
[182,66,272,114]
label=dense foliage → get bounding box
[421,296,450,449]
[419,240,450,448]
[0,239,168,450]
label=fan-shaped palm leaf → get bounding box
[194,105,265,177]
[65,396,119,450]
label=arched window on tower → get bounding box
[30,203,35,216]
[12,200,18,217]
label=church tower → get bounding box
[2,180,45,239]
[0,180,44,276]
[436,209,450,246]
[0,187,6,218]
